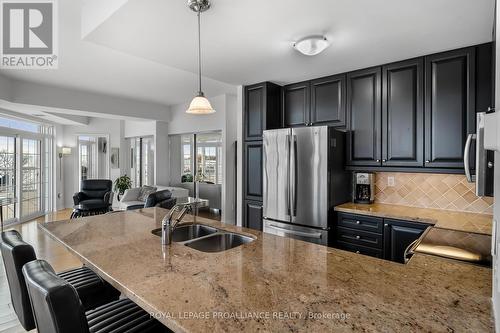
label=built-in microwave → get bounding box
[464,111,494,197]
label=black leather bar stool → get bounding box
[22,259,168,333]
[0,230,120,331]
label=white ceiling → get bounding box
[0,0,235,107]
[0,0,495,108]
[87,0,495,85]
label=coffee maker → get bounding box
[353,172,375,204]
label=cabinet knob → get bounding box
[488,162,494,168]
[376,159,380,163]
[356,221,360,224]
[425,160,430,163]
[355,235,361,239]
[382,159,386,163]
[384,224,388,227]
[355,251,360,254]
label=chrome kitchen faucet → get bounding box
[161,199,208,245]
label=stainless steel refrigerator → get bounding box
[262,126,349,246]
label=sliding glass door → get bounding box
[0,116,54,225]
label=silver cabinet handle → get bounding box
[464,133,476,182]
[356,221,360,224]
[425,160,430,163]
[355,251,360,254]
[376,159,380,163]
[355,235,361,239]
[382,159,386,162]
[267,224,322,239]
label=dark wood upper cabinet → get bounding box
[310,74,346,127]
[244,142,263,201]
[382,58,424,167]
[346,67,382,166]
[475,43,493,113]
[244,82,281,141]
[283,81,310,127]
[424,47,476,168]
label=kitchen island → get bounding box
[38,208,493,332]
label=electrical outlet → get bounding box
[387,177,395,187]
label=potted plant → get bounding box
[113,174,132,201]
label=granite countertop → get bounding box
[335,202,493,235]
[38,208,493,332]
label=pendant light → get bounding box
[186,0,215,114]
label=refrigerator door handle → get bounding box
[290,135,298,217]
[464,133,476,183]
[267,224,323,239]
[286,134,291,216]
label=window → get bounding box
[0,114,54,224]
[170,132,222,185]
[128,136,154,187]
[181,135,193,182]
[0,116,40,133]
[196,133,222,185]
[78,135,109,183]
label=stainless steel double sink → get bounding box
[151,224,254,252]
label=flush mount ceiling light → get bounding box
[293,36,330,56]
[186,0,215,115]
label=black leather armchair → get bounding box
[126,189,177,210]
[73,179,113,211]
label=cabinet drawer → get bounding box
[337,213,383,234]
[336,241,383,259]
[335,227,383,249]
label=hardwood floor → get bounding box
[0,209,78,333]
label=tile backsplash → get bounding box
[374,172,494,215]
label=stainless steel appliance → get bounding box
[464,112,494,196]
[262,126,349,246]
[352,172,375,204]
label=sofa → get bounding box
[125,190,177,210]
[119,185,189,210]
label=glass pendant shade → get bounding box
[186,1,215,115]
[186,94,215,114]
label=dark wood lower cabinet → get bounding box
[383,219,428,263]
[334,213,429,264]
[245,200,263,231]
